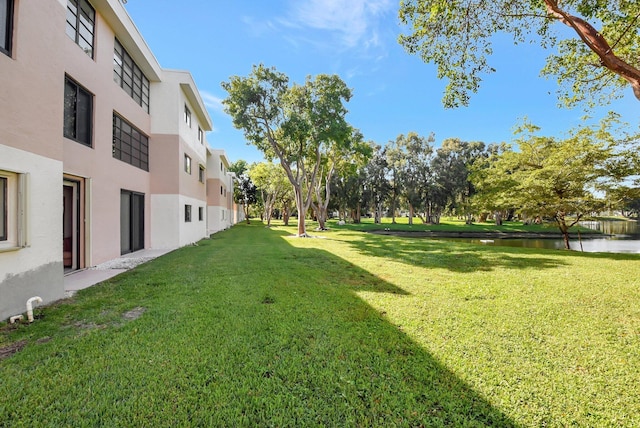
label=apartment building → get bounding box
[0,0,237,321]
[207,149,236,234]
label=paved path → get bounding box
[64,248,175,295]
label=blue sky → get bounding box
[124,0,638,164]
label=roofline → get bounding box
[92,0,163,81]
[161,69,213,132]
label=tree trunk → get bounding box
[282,202,290,226]
[494,211,502,226]
[554,213,573,250]
[562,231,571,250]
[465,212,473,225]
[391,197,397,224]
[293,185,307,236]
[316,206,326,230]
[408,204,414,225]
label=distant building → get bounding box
[0,0,239,321]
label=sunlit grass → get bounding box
[2,221,638,426]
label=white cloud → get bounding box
[199,91,227,132]
[200,91,224,111]
[286,0,394,50]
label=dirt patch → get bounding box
[0,339,28,361]
[122,307,146,321]
[74,321,107,330]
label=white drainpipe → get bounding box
[10,315,24,324]
[26,296,43,323]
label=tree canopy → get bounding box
[398,0,640,108]
[471,115,637,249]
[222,65,355,236]
[249,161,291,227]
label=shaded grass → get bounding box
[2,222,639,426]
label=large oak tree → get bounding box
[399,0,640,108]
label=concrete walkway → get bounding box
[64,248,175,295]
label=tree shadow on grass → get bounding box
[1,223,518,426]
[342,231,569,273]
[179,224,518,426]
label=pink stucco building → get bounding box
[1,0,240,321]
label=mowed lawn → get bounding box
[1,222,639,426]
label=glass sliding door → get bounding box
[120,189,144,254]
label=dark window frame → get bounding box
[0,176,7,241]
[184,105,191,127]
[198,206,204,221]
[113,38,150,113]
[66,0,95,58]
[1,0,14,57]
[198,165,205,183]
[184,154,191,174]
[64,75,93,147]
[113,113,149,171]
[185,204,192,223]
[198,126,203,144]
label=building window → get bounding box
[66,0,95,58]
[64,76,93,147]
[220,186,223,195]
[184,155,192,174]
[1,0,14,56]
[0,170,27,249]
[185,205,191,222]
[199,165,205,183]
[113,113,149,171]
[113,39,150,113]
[198,206,204,221]
[0,176,6,241]
[184,105,191,127]
[198,127,203,144]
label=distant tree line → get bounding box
[223,66,639,248]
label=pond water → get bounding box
[437,220,640,254]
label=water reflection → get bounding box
[437,220,640,254]
[580,220,640,236]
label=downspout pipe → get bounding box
[26,296,43,323]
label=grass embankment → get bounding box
[1,222,638,426]
[336,216,598,235]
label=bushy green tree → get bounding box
[249,161,291,227]
[233,174,257,224]
[472,116,637,249]
[222,65,354,236]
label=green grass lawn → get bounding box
[2,222,638,426]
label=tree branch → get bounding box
[543,0,640,100]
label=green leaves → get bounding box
[398,0,640,107]
[222,65,358,235]
[470,116,638,247]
